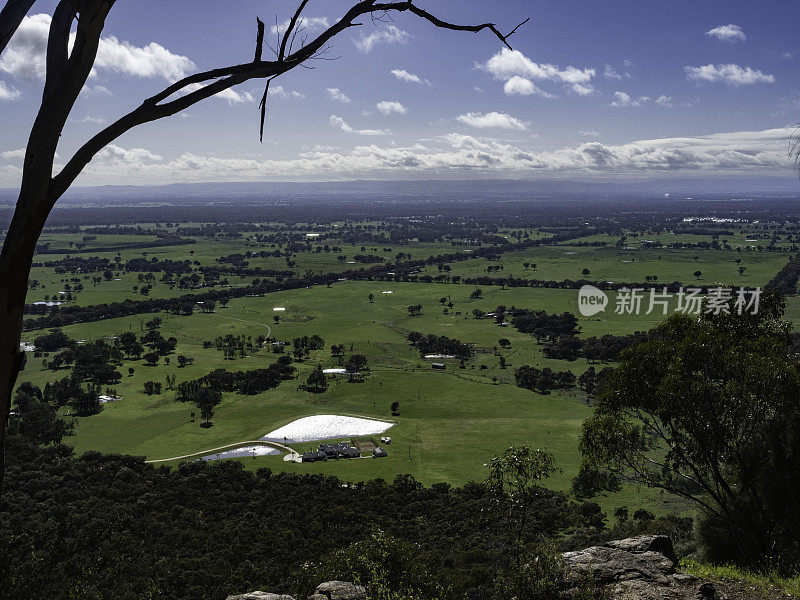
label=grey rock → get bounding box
[605,535,679,566]
[564,547,675,584]
[313,581,367,600]
[226,593,295,600]
[563,536,727,600]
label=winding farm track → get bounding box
[211,312,272,339]
[145,440,297,463]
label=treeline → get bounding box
[765,254,800,296]
[176,357,296,398]
[544,332,650,362]
[407,332,473,359]
[514,364,613,396]
[34,236,194,255]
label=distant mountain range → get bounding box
[0,176,798,205]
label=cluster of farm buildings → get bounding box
[301,440,389,462]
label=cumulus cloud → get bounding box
[503,76,555,98]
[570,83,596,96]
[0,149,25,159]
[325,88,351,103]
[706,24,746,42]
[94,144,162,165]
[655,95,673,107]
[481,48,596,96]
[0,80,21,100]
[610,91,649,107]
[271,86,304,100]
[456,111,527,130]
[270,17,330,36]
[391,69,426,84]
[376,100,407,115]
[0,14,195,82]
[685,63,775,86]
[354,25,410,53]
[329,115,389,136]
[33,127,791,187]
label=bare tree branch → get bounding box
[0,0,35,57]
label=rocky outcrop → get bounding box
[563,535,724,600]
[229,539,728,600]
[309,581,367,600]
[226,581,366,600]
[226,594,295,600]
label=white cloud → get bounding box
[610,91,649,107]
[0,149,25,159]
[354,25,410,53]
[0,15,195,83]
[325,87,351,103]
[0,80,21,100]
[84,84,112,96]
[570,83,596,96]
[779,51,794,61]
[481,48,596,95]
[41,127,792,186]
[329,115,389,136]
[71,115,107,124]
[706,24,746,42]
[391,69,425,84]
[603,64,623,80]
[578,129,600,137]
[1,13,194,93]
[94,144,162,164]
[272,86,304,100]
[270,17,330,36]
[456,111,527,130]
[685,63,775,86]
[655,95,673,107]
[376,100,407,115]
[92,36,195,80]
[503,76,555,98]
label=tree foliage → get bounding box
[577,289,800,568]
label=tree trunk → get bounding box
[0,184,53,494]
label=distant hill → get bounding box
[0,176,797,206]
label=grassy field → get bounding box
[16,222,796,517]
[420,245,789,287]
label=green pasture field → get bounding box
[559,229,796,249]
[421,245,790,287]
[18,280,725,515]
[16,221,798,516]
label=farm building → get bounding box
[373,447,388,458]
[317,443,360,459]
[339,447,361,459]
[431,363,446,370]
[301,451,327,463]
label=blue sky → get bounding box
[0,0,798,186]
